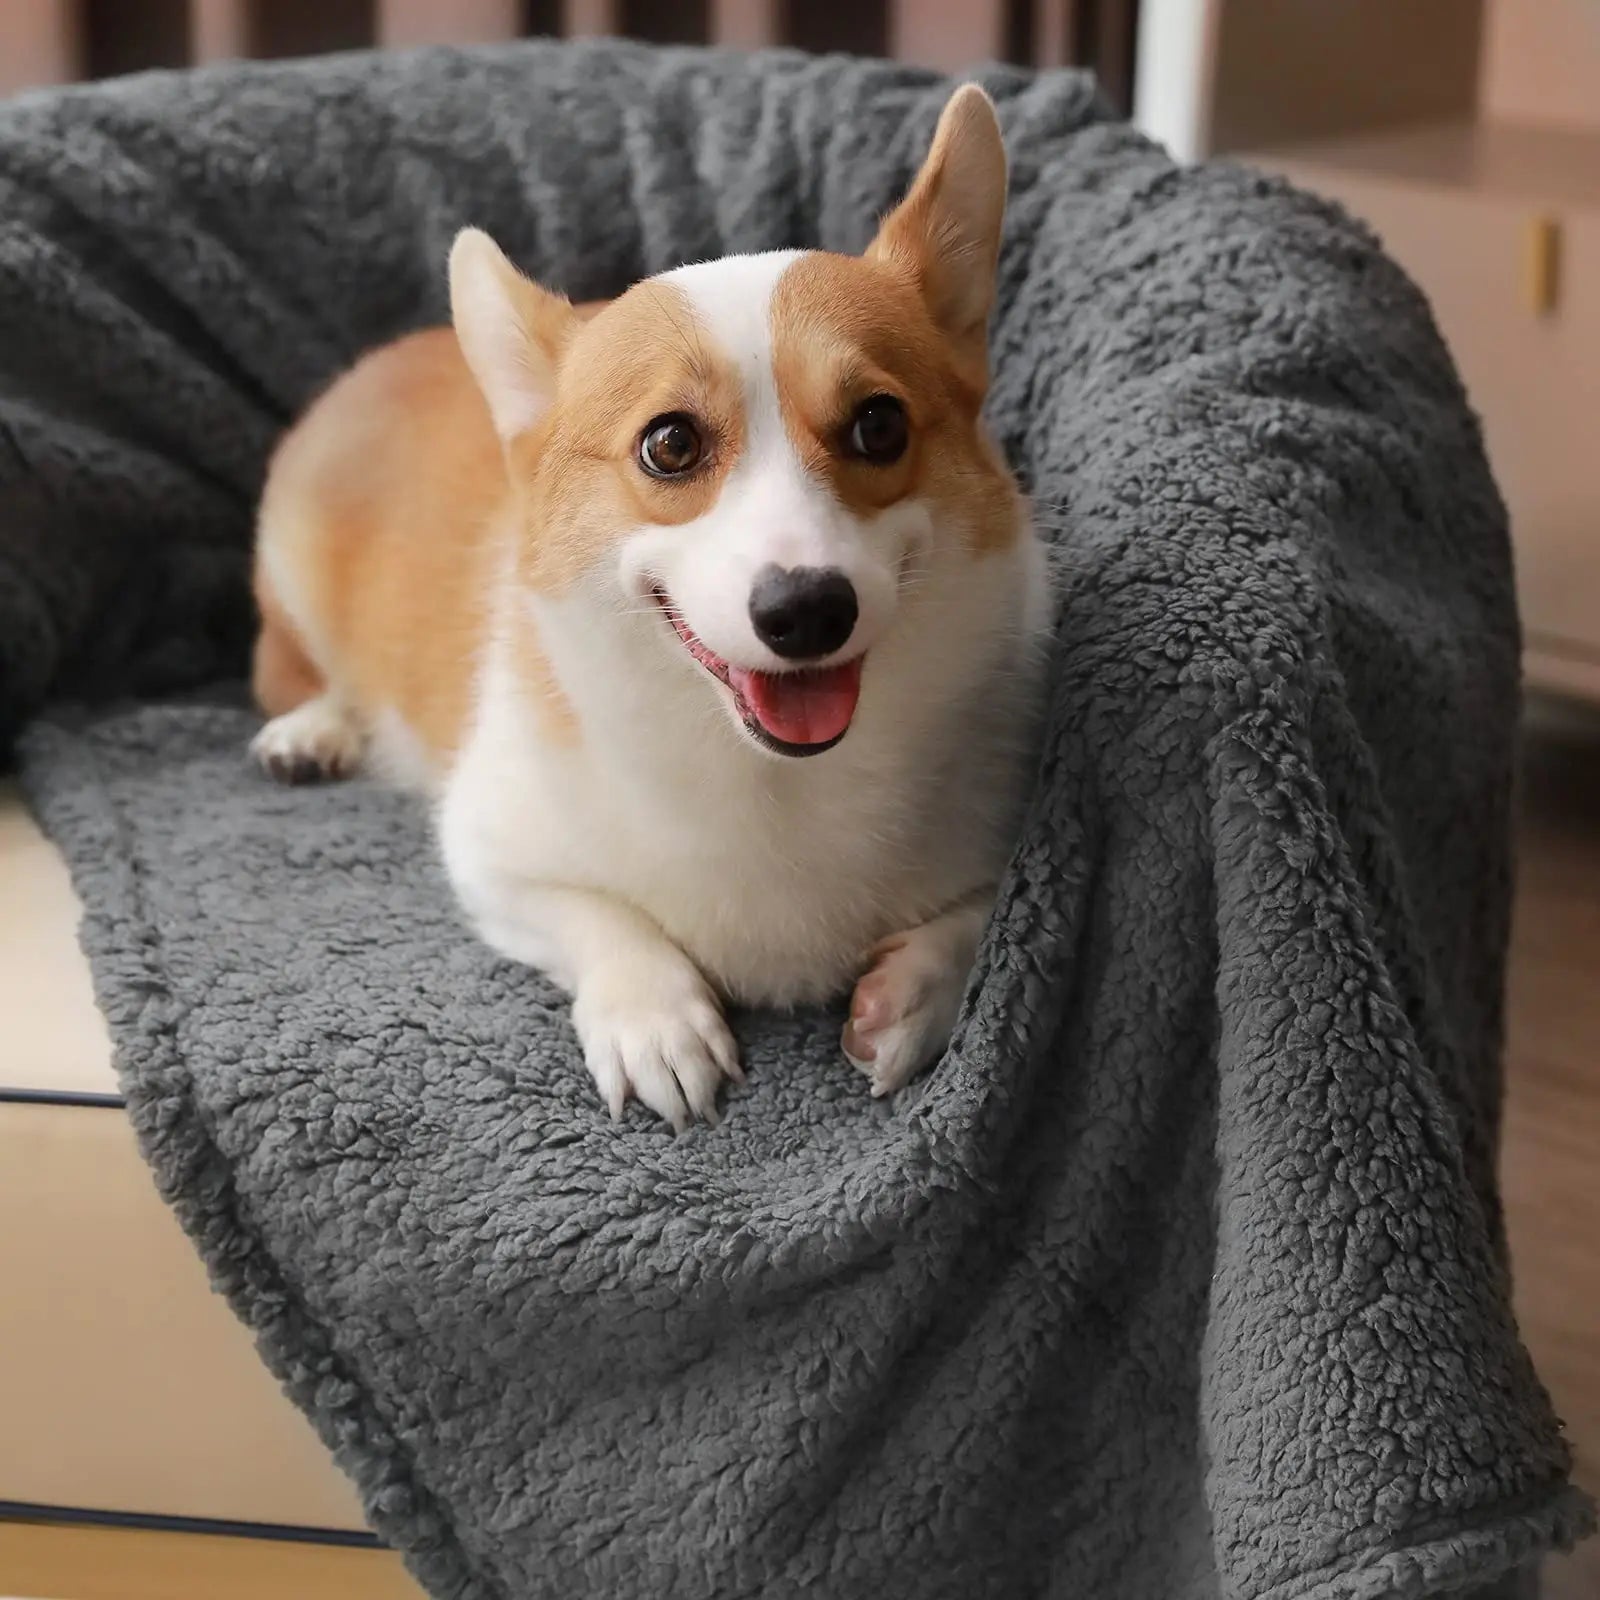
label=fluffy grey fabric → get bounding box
[6,38,1592,1600]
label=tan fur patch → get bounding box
[507,280,748,592]
[864,84,1007,378]
[254,328,575,769]
[251,563,325,718]
[254,280,748,770]
[770,252,1020,553]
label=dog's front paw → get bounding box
[842,924,972,1098]
[573,959,741,1132]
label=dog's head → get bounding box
[451,84,1022,758]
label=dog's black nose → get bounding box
[749,566,858,660]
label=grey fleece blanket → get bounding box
[3,39,1591,1600]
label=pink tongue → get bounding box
[728,660,863,747]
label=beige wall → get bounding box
[0,0,78,93]
[1481,0,1600,133]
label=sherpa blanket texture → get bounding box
[3,38,1592,1600]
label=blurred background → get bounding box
[1,1,1596,701]
[0,0,1142,104]
[0,3,1595,1598]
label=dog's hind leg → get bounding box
[250,564,364,784]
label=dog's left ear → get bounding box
[867,84,1006,362]
[450,228,576,443]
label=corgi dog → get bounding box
[249,84,1051,1130]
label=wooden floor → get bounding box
[1503,701,1600,1599]
[0,1523,423,1600]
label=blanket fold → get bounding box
[4,38,1590,1600]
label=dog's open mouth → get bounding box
[652,589,862,756]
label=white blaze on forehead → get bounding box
[654,250,803,446]
[628,249,906,675]
[654,250,841,567]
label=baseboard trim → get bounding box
[0,1087,125,1108]
[0,1498,379,1548]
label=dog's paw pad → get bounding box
[842,931,964,1098]
[251,699,363,785]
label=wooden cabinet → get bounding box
[1268,124,1600,699]
[1144,1,1600,702]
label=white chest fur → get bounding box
[438,536,1049,1007]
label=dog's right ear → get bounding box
[449,229,575,442]
[865,85,1006,372]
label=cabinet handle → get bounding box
[1525,215,1561,317]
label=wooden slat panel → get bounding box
[191,0,250,63]
[83,0,191,78]
[1086,0,1139,114]
[377,0,522,47]
[563,0,619,35]
[888,0,1006,68]
[781,0,887,57]
[711,0,779,49]
[246,0,378,58]
[1034,0,1079,67]
[0,0,79,93]
[619,0,708,44]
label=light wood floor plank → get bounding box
[1504,708,1600,1599]
[0,1521,426,1600]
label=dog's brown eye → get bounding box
[639,414,704,478]
[847,395,908,465]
